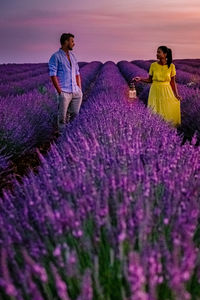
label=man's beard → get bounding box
[68,47,73,51]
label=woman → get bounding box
[133,46,182,127]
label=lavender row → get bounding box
[119,61,200,142]
[1,62,200,299]
[0,62,94,97]
[0,62,102,159]
[132,60,200,87]
[128,69,200,142]
[131,60,151,71]
[78,62,88,68]
[0,63,47,75]
[0,149,12,194]
[0,84,57,156]
[174,59,200,68]
[79,61,102,93]
[174,63,200,88]
[0,72,50,97]
[0,61,98,98]
[174,62,200,75]
[138,83,200,142]
[0,62,87,79]
[0,65,48,84]
[118,60,148,95]
[132,59,200,75]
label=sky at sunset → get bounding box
[0,0,200,63]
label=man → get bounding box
[48,33,82,132]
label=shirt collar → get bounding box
[59,48,71,56]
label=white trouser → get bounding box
[57,89,83,130]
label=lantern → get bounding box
[129,82,137,100]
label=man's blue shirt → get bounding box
[48,48,80,93]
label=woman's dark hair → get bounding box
[158,46,172,68]
[60,33,74,45]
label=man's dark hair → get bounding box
[60,33,74,45]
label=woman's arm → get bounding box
[170,76,182,100]
[132,75,152,83]
[141,75,153,83]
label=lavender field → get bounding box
[0,59,200,300]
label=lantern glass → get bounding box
[129,82,137,100]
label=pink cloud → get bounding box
[0,7,200,63]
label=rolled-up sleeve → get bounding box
[75,63,80,76]
[48,54,58,76]
[73,55,80,75]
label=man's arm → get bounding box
[74,56,82,89]
[48,54,62,94]
[76,74,82,89]
[50,76,62,94]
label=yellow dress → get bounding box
[147,62,181,127]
